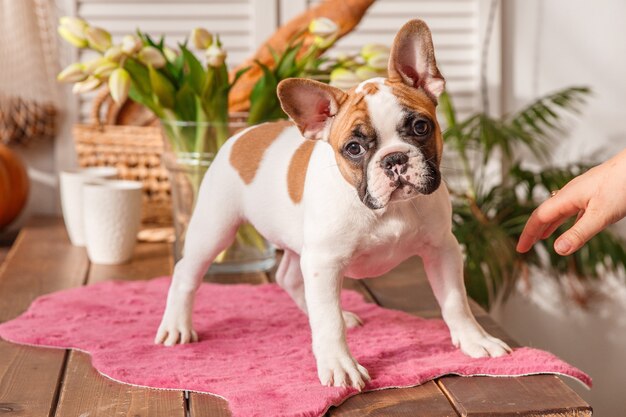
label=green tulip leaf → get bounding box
[180,45,206,96]
[123,58,152,96]
[267,45,280,67]
[142,31,160,49]
[170,53,186,84]
[227,66,251,93]
[276,41,303,78]
[174,83,197,121]
[128,84,163,118]
[148,64,176,109]
[248,61,282,124]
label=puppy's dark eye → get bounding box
[345,141,365,157]
[413,119,431,136]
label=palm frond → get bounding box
[445,85,626,309]
[509,86,591,142]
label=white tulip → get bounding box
[72,76,102,94]
[191,28,213,50]
[85,27,112,52]
[205,44,227,67]
[57,63,87,83]
[109,68,131,104]
[138,46,166,69]
[122,35,143,55]
[104,45,125,63]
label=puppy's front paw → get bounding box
[452,328,511,358]
[154,308,198,346]
[316,351,370,390]
[342,310,363,329]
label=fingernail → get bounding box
[555,239,571,254]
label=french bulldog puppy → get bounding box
[156,19,511,390]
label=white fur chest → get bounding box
[344,203,425,278]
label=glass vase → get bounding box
[161,117,275,274]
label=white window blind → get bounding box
[69,0,497,120]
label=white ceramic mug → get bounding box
[59,167,118,246]
[82,180,143,265]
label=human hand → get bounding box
[517,149,626,256]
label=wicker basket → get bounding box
[73,90,172,226]
[0,94,57,146]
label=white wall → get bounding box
[502,0,626,160]
[496,1,626,416]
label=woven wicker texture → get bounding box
[74,89,172,226]
[0,95,57,146]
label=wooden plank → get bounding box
[438,375,592,417]
[55,239,187,417]
[0,217,89,417]
[360,257,592,416]
[328,382,458,417]
[0,217,89,322]
[55,351,185,417]
[188,393,232,417]
[88,241,173,283]
[0,341,68,417]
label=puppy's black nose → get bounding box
[381,152,409,170]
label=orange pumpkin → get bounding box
[0,143,29,228]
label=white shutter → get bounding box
[69,0,498,120]
[73,0,276,121]
[292,0,499,117]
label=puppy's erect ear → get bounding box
[277,78,347,140]
[388,19,445,102]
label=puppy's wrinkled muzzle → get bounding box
[366,157,441,210]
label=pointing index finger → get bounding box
[516,191,582,253]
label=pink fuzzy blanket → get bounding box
[0,277,590,417]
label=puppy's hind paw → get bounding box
[342,310,363,329]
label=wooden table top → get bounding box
[0,217,592,416]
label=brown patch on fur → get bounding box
[230,120,293,184]
[385,80,443,163]
[287,140,316,203]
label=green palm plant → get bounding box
[441,87,626,308]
